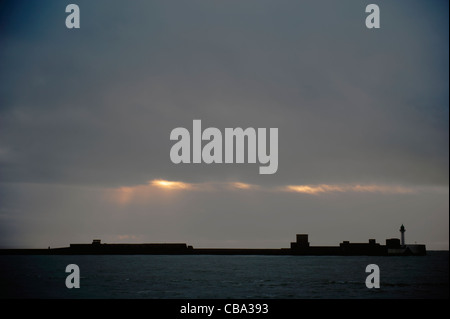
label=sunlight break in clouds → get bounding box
[108,179,260,204]
[111,179,194,204]
[151,179,193,190]
[229,182,257,190]
[284,184,417,195]
[108,179,425,205]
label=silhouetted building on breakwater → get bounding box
[0,226,426,256]
[288,234,425,256]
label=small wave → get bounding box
[382,282,411,287]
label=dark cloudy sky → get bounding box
[0,0,448,249]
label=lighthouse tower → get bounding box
[400,224,406,247]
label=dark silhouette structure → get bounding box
[0,226,426,256]
[400,224,406,246]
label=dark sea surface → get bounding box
[0,252,448,299]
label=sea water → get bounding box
[0,252,448,299]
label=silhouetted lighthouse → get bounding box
[400,224,406,246]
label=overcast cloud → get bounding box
[0,0,448,249]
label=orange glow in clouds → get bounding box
[109,179,193,204]
[285,184,416,195]
[107,180,420,205]
[285,185,344,195]
[231,182,254,190]
[151,179,192,190]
